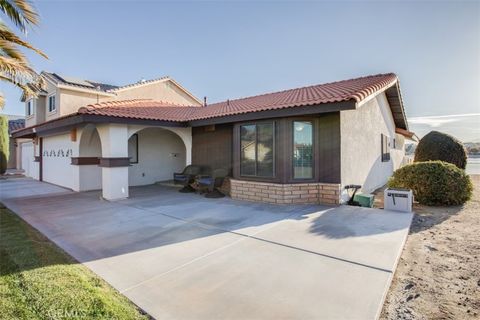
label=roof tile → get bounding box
[78,73,398,122]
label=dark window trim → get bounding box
[239,120,276,179]
[284,116,320,184]
[48,95,56,112]
[291,120,315,181]
[381,133,391,162]
[129,133,139,164]
[27,100,33,116]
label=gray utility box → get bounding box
[384,188,413,212]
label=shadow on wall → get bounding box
[341,155,393,203]
[308,205,412,239]
[362,155,394,193]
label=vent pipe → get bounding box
[204,96,207,107]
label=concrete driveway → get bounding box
[0,178,413,320]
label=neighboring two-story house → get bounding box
[13,72,416,205]
[17,71,202,181]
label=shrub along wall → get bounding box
[414,131,467,169]
[388,161,473,206]
[0,115,9,174]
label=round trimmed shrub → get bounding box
[414,131,467,169]
[388,161,473,206]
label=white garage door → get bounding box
[42,133,74,189]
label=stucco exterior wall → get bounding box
[76,125,102,191]
[114,80,201,106]
[128,127,187,186]
[340,92,404,197]
[57,89,109,118]
[25,96,46,127]
[42,133,75,189]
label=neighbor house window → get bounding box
[240,122,274,177]
[293,121,313,179]
[128,134,138,164]
[48,95,56,112]
[381,134,390,162]
[26,100,33,116]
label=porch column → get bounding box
[97,124,130,200]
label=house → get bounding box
[12,72,416,205]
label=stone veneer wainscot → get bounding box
[230,179,341,205]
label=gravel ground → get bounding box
[380,175,480,319]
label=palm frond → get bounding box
[0,23,48,58]
[0,0,39,33]
[0,39,26,60]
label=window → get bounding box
[48,95,56,112]
[128,134,138,164]
[26,100,33,116]
[293,121,314,179]
[240,122,274,177]
[381,134,390,162]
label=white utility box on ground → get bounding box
[384,188,413,212]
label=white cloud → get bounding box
[408,113,480,142]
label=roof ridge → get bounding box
[107,76,170,92]
[208,73,397,105]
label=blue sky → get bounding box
[1,0,479,141]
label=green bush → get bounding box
[0,115,9,175]
[388,161,473,206]
[414,131,467,169]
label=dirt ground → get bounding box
[380,175,480,319]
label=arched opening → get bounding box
[128,127,187,186]
[78,124,102,191]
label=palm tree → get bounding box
[0,0,47,108]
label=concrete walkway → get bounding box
[0,178,413,320]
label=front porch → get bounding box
[67,123,192,200]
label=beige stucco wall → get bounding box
[30,78,201,123]
[113,80,201,106]
[340,92,405,197]
[25,96,46,127]
[56,89,110,118]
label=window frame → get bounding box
[292,120,315,180]
[47,94,56,113]
[239,121,276,178]
[128,133,139,164]
[381,133,391,162]
[26,99,33,117]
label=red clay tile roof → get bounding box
[78,100,198,122]
[78,73,399,122]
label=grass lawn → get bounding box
[0,205,149,320]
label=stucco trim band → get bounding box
[98,157,131,168]
[71,157,100,165]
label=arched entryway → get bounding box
[127,127,187,186]
[76,124,102,191]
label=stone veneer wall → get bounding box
[230,179,341,205]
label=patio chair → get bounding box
[195,168,229,198]
[174,165,210,193]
